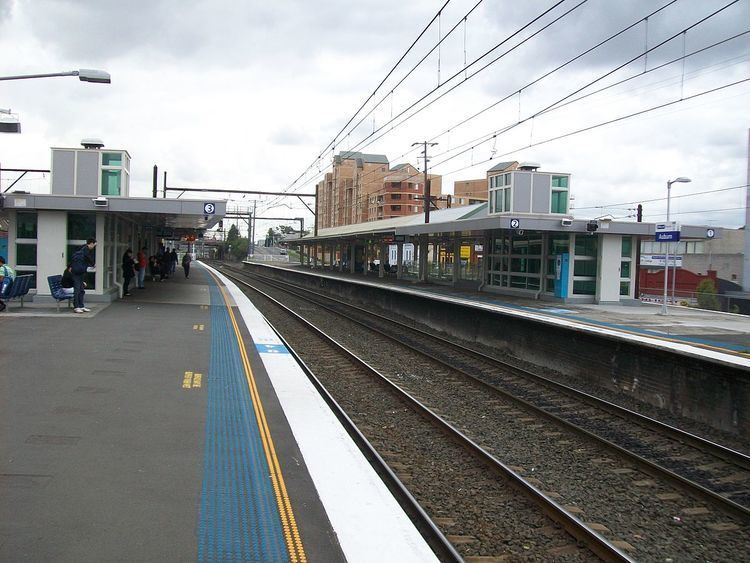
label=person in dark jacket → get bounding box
[170,249,178,275]
[61,264,76,296]
[122,248,136,296]
[181,252,192,279]
[70,238,96,313]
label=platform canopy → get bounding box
[1,192,227,232]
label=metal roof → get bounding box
[487,161,518,173]
[337,151,389,165]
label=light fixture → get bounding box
[0,68,111,84]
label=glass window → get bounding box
[16,212,37,239]
[574,259,597,277]
[16,243,37,266]
[620,261,631,278]
[621,236,632,257]
[573,279,596,295]
[503,187,511,212]
[504,173,511,185]
[67,213,96,240]
[102,152,122,166]
[620,281,630,296]
[551,175,569,188]
[574,235,598,257]
[551,190,567,213]
[101,169,121,196]
[391,193,401,199]
[391,205,401,211]
[548,236,569,255]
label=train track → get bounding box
[219,264,750,560]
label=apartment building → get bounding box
[316,152,443,227]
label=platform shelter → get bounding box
[0,141,226,302]
[292,163,720,304]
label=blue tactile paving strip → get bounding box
[198,280,289,562]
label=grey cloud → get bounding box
[21,0,427,70]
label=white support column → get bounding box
[35,210,67,296]
[596,234,622,303]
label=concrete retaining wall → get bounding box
[244,263,750,437]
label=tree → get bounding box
[696,278,720,311]
[227,224,240,244]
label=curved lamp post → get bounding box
[0,69,111,83]
[660,176,691,315]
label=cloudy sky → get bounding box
[1,0,749,234]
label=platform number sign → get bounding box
[706,228,715,239]
[203,202,216,215]
[509,218,520,229]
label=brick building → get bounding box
[316,152,442,228]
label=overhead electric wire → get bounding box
[429,27,749,161]
[575,183,750,210]
[269,0,576,211]
[433,77,750,182]
[409,0,742,176]
[271,0,588,204]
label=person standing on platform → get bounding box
[122,248,136,296]
[136,246,147,289]
[70,238,96,314]
[61,264,76,296]
[181,252,192,279]
[0,256,16,312]
[170,248,178,276]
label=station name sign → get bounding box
[655,221,680,242]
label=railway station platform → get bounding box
[0,262,437,562]
[248,262,750,368]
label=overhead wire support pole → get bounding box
[412,141,438,224]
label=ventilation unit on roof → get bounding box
[81,138,104,149]
[356,158,364,169]
[518,161,540,171]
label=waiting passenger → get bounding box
[182,252,192,279]
[121,248,136,296]
[149,256,160,282]
[136,247,147,289]
[170,249,178,275]
[70,238,96,314]
[61,264,76,296]
[0,255,16,312]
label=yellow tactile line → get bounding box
[211,274,307,563]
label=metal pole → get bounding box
[671,241,678,305]
[661,181,671,315]
[163,171,167,198]
[152,165,158,198]
[424,142,430,224]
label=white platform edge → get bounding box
[253,263,750,370]
[205,264,439,563]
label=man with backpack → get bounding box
[70,238,96,313]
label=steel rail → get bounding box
[223,264,750,522]
[221,267,634,562]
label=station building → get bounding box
[294,162,720,304]
[0,141,226,302]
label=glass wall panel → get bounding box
[574,235,598,257]
[101,169,122,196]
[573,280,596,295]
[621,236,632,257]
[16,212,37,239]
[16,243,37,266]
[67,213,96,240]
[574,260,597,276]
[102,152,122,166]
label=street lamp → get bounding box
[660,176,691,315]
[0,69,111,83]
